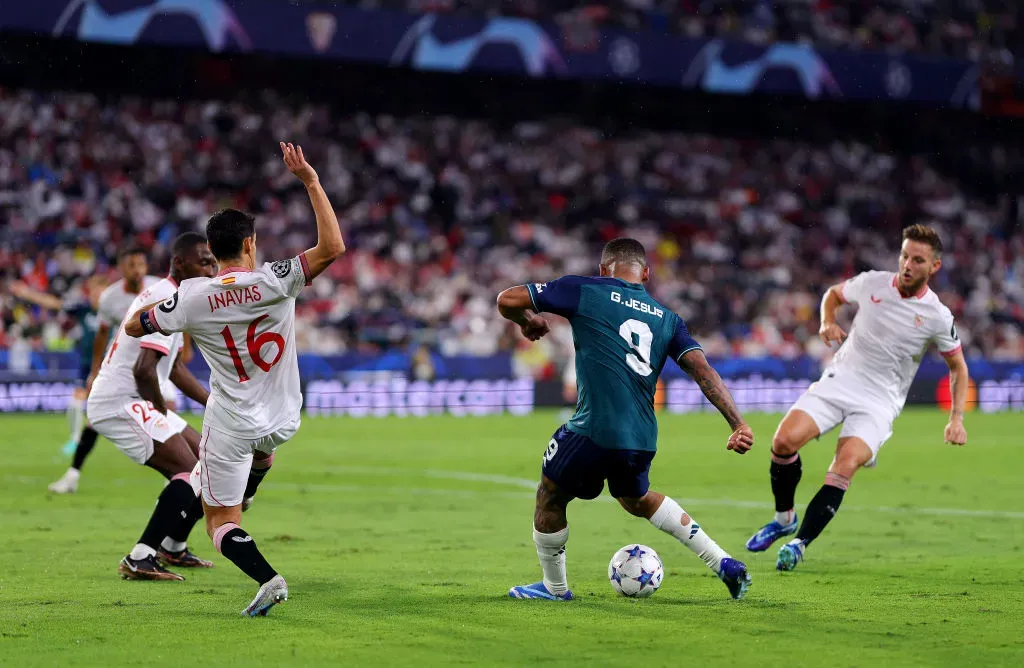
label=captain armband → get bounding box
[139,310,158,335]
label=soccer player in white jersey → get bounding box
[47,248,166,494]
[88,233,218,580]
[745,225,970,571]
[125,143,344,616]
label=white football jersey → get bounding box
[96,276,162,328]
[147,255,311,439]
[89,277,183,417]
[828,270,961,412]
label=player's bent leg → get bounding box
[637,491,751,600]
[511,475,575,601]
[48,426,100,494]
[197,428,289,615]
[747,409,824,552]
[152,431,210,569]
[63,386,88,452]
[180,425,201,458]
[778,436,871,572]
[118,433,208,580]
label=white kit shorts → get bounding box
[190,419,300,507]
[88,399,189,465]
[788,372,897,467]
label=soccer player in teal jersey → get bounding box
[498,238,756,600]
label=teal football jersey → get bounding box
[526,276,701,452]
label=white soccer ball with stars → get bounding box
[608,544,664,598]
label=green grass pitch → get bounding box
[1,409,1022,666]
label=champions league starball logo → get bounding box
[683,40,841,98]
[390,15,567,77]
[51,0,251,51]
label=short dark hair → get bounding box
[902,224,943,256]
[601,238,647,268]
[206,209,255,261]
[171,231,208,259]
[117,245,147,262]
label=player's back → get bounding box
[97,276,162,328]
[155,258,309,438]
[527,276,700,451]
[90,278,180,412]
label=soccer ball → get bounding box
[608,544,664,598]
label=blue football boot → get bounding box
[745,515,798,552]
[508,581,574,600]
[717,558,752,600]
[776,539,807,572]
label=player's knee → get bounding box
[616,497,644,517]
[772,429,805,456]
[535,484,558,512]
[832,440,872,477]
[617,494,661,519]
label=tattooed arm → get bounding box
[678,349,753,454]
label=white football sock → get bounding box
[161,538,187,553]
[775,509,795,525]
[649,496,728,572]
[533,526,569,595]
[67,396,85,440]
[63,468,81,481]
[129,543,157,560]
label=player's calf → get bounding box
[119,472,198,581]
[206,503,283,614]
[746,450,802,552]
[784,437,869,568]
[242,453,274,512]
[158,495,213,568]
[644,493,751,600]
[779,470,853,571]
[794,472,850,547]
[511,475,574,600]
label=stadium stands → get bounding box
[1,88,1020,365]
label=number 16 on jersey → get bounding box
[220,315,285,382]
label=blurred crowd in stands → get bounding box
[1,88,1021,379]
[341,0,1021,64]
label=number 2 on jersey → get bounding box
[220,315,285,382]
[619,318,653,376]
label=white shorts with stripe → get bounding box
[190,419,300,507]
[87,399,189,465]
[788,373,896,467]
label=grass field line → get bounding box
[14,464,1024,520]
[316,465,1024,520]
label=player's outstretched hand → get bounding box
[819,322,847,347]
[727,424,754,454]
[520,314,550,341]
[944,420,967,446]
[281,142,318,186]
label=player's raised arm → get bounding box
[677,349,753,454]
[282,142,345,281]
[497,285,551,341]
[819,282,848,347]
